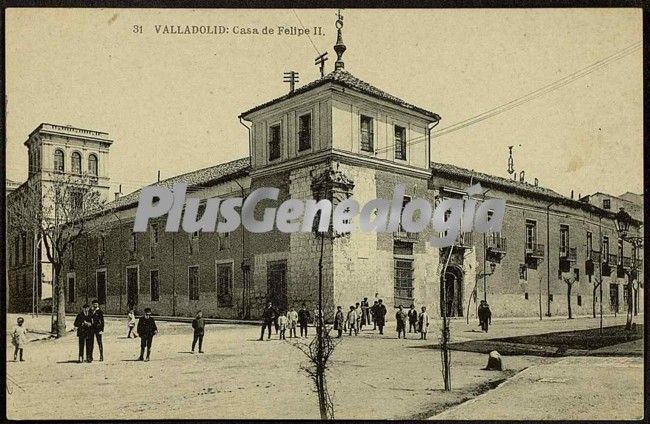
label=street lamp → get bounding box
[467,262,496,323]
[613,208,643,331]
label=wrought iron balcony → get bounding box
[589,250,601,263]
[607,253,618,265]
[393,230,419,242]
[455,232,473,249]
[622,256,633,269]
[486,234,507,254]
[525,243,545,259]
[559,247,577,262]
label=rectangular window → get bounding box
[560,225,569,255]
[549,294,554,302]
[574,268,580,281]
[96,270,106,305]
[360,115,374,152]
[603,236,609,261]
[218,232,230,251]
[394,125,406,160]
[602,199,611,209]
[269,124,281,161]
[577,295,582,306]
[524,292,529,300]
[20,232,27,264]
[150,270,160,302]
[298,113,311,151]
[188,266,200,301]
[394,258,414,304]
[609,283,619,312]
[189,232,199,255]
[216,262,233,306]
[98,234,106,263]
[618,239,624,265]
[586,232,593,260]
[525,220,537,249]
[398,196,411,233]
[67,274,76,303]
[129,232,137,253]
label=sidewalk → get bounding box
[430,356,644,420]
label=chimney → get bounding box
[534,178,538,187]
[519,170,525,183]
[114,184,122,200]
[570,190,574,199]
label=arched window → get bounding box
[54,149,65,173]
[88,154,98,176]
[71,151,82,174]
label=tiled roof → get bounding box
[103,157,251,213]
[240,68,441,120]
[430,161,564,199]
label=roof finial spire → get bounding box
[334,9,346,71]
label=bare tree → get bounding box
[591,276,602,319]
[7,173,106,337]
[563,276,577,320]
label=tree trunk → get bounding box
[53,264,67,337]
[592,285,597,319]
[317,233,328,420]
[567,283,573,319]
[625,281,633,331]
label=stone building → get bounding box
[7,25,643,321]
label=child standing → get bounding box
[191,310,205,353]
[278,311,288,340]
[419,306,430,340]
[127,309,136,338]
[334,306,344,338]
[12,317,27,362]
[346,306,358,336]
[287,307,298,338]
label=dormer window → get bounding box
[394,125,406,160]
[360,115,374,152]
[269,124,281,161]
[298,113,312,151]
[602,199,611,209]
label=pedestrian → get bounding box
[375,299,387,335]
[354,302,362,331]
[259,302,276,341]
[191,310,205,353]
[90,299,104,362]
[287,307,299,338]
[407,304,418,333]
[127,308,136,338]
[278,311,288,340]
[346,306,358,336]
[360,297,370,329]
[371,300,379,330]
[298,303,310,338]
[334,306,344,338]
[73,304,93,363]
[12,317,27,362]
[419,306,429,340]
[478,301,492,333]
[136,308,158,361]
[395,305,407,339]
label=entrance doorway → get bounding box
[609,283,619,313]
[441,266,463,317]
[267,260,287,311]
[126,266,139,310]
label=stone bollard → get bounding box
[486,350,504,371]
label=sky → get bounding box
[5,8,643,199]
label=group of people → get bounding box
[333,297,389,337]
[478,300,492,333]
[259,302,313,340]
[73,299,105,363]
[395,305,431,339]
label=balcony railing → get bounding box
[622,256,633,269]
[607,253,618,265]
[525,243,545,259]
[393,230,419,242]
[589,250,601,263]
[486,234,507,253]
[455,232,473,249]
[560,247,577,262]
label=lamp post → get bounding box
[467,261,496,324]
[614,208,643,331]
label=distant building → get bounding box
[7,26,643,321]
[580,192,643,223]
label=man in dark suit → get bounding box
[375,299,387,335]
[90,299,105,361]
[259,302,277,341]
[136,308,158,361]
[73,304,93,363]
[297,303,311,338]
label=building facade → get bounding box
[7,33,643,322]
